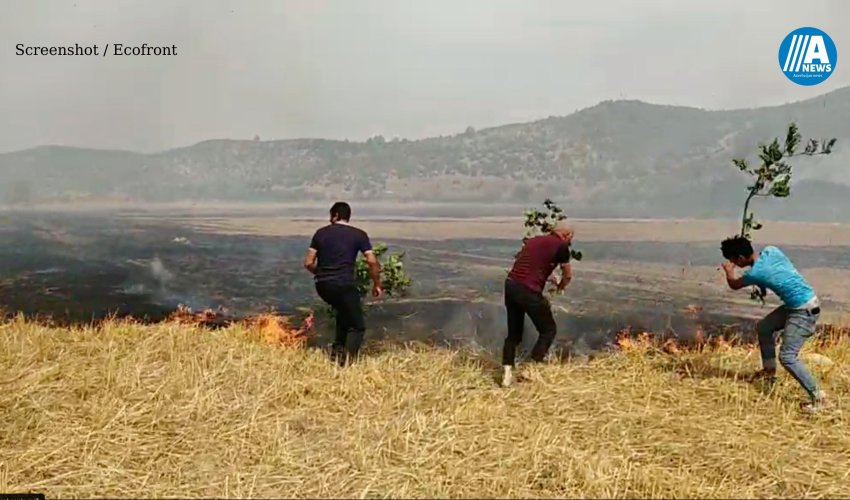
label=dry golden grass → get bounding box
[2,316,850,498]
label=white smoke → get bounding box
[145,256,218,313]
[149,257,174,286]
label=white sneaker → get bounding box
[801,391,831,414]
[501,365,514,387]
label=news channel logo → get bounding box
[778,27,837,86]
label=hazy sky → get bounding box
[1,0,848,153]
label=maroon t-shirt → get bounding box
[508,234,571,293]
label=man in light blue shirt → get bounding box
[721,236,828,413]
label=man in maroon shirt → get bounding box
[502,221,574,387]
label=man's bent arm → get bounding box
[365,250,381,287]
[556,262,572,290]
[724,267,747,290]
[304,248,318,275]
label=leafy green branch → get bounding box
[522,199,583,261]
[734,123,835,239]
[319,243,413,318]
[355,243,412,299]
[731,122,835,302]
[517,199,583,297]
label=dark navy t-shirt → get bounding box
[309,223,373,285]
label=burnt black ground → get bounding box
[0,211,846,357]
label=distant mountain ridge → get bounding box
[2,87,850,220]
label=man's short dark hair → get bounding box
[721,235,754,260]
[330,201,352,221]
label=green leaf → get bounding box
[804,139,818,155]
[824,138,837,154]
[732,158,749,171]
[769,178,790,197]
[349,241,414,307]
[785,123,800,155]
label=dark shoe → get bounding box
[748,369,777,384]
[329,345,348,366]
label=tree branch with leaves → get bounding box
[355,243,412,299]
[730,122,835,301]
[520,199,582,296]
[317,243,413,318]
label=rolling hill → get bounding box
[2,87,849,220]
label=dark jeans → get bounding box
[315,281,365,365]
[502,278,557,366]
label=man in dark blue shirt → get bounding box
[304,202,382,365]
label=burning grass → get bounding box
[2,315,850,498]
[614,322,850,354]
[167,304,314,347]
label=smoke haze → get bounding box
[1,0,849,153]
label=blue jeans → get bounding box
[757,306,821,400]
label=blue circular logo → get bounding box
[779,27,837,86]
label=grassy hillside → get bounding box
[2,316,849,498]
[2,87,850,219]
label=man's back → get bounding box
[743,246,815,309]
[309,223,372,285]
[508,234,571,293]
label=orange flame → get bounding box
[662,338,681,354]
[167,305,315,348]
[616,328,657,351]
[615,327,633,349]
[711,335,732,351]
[168,304,230,325]
[614,324,748,355]
[246,311,314,348]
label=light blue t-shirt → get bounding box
[741,246,816,309]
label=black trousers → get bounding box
[502,278,557,366]
[315,281,365,365]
